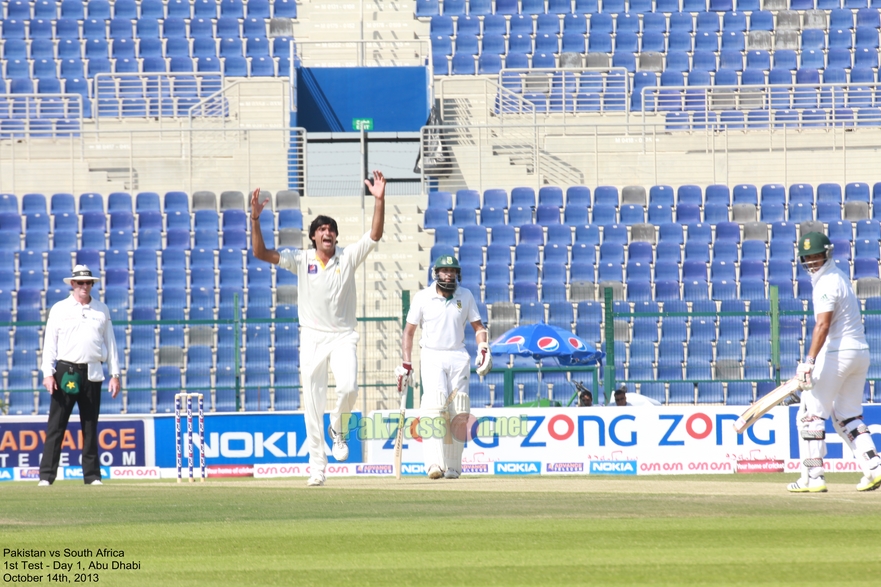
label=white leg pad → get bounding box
[418,408,445,472]
[419,349,471,475]
[797,404,827,478]
[444,393,470,473]
[832,415,857,454]
[835,414,881,475]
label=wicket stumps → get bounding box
[174,393,206,483]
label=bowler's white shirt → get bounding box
[811,260,869,352]
[277,232,377,333]
[407,283,481,351]
[41,294,120,382]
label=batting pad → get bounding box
[798,405,827,475]
[420,388,454,473]
[444,393,471,474]
[835,415,881,475]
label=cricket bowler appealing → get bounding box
[250,171,386,487]
[396,256,492,479]
[789,232,881,493]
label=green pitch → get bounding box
[3,474,881,586]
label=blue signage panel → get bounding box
[788,404,881,460]
[154,412,363,467]
[296,67,430,132]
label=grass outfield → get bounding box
[4,474,881,586]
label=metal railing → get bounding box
[93,73,226,129]
[1,293,406,415]
[496,67,631,120]
[0,93,85,135]
[0,126,306,196]
[600,284,881,405]
[418,118,881,194]
[434,70,630,126]
[294,39,431,68]
[0,93,89,123]
[641,82,881,118]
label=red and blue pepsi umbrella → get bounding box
[490,323,604,366]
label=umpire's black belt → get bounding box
[56,360,88,372]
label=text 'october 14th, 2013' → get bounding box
[3,548,141,583]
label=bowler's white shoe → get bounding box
[88,480,103,486]
[306,474,326,487]
[37,480,51,487]
[787,476,827,493]
[857,467,881,492]
[443,469,460,479]
[427,465,443,479]
[329,427,349,462]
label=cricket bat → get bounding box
[393,392,407,480]
[733,377,800,434]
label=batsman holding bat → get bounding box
[396,255,492,479]
[789,232,881,493]
[250,171,386,487]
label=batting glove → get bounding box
[395,362,412,394]
[475,342,493,376]
[796,361,814,391]
[783,387,802,406]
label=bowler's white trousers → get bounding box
[299,327,359,475]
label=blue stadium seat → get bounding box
[856,218,881,240]
[426,191,454,213]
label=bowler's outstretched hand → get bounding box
[250,187,271,218]
[365,170,386,199]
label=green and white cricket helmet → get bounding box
[798,231,832,273]
[433,255,460,292]
[433,255,461,271]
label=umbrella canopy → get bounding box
[490,323,605,366]
[624,394,662,406]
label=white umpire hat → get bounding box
[63,264,102,285]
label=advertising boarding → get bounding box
[4,406,880,480]
[0,419,148,470]
[366,406,791,475]
[153,411,363,470]
[366,405,881,475]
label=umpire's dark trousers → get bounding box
[39,362,103,484]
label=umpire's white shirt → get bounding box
[277,232,378,333]
[811,260,869,352]
[41,294,120,382]
[407,283,481,350]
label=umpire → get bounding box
[38,265,121,486]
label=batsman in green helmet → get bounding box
[432,255,461,295]
[396,254,491,480]
[798,231,833,274]
[788,231,880,494]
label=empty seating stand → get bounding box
[2,189,300,414]
[426,2,881,129]
[425,181,881,404]
[0,0,298,122]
